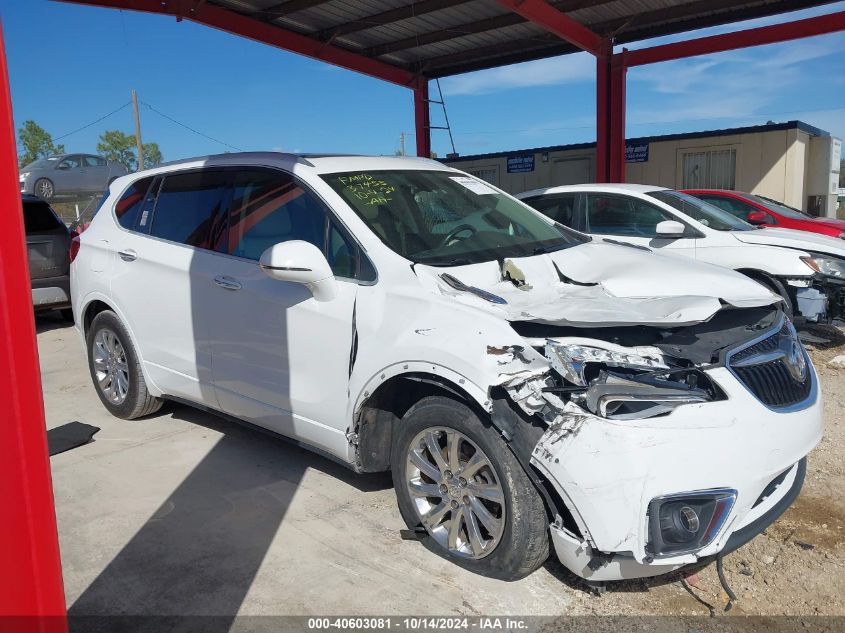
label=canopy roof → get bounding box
[63,0,838,81]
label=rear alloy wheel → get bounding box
[34,178,54,200]
[87,310,162,419]
[392,396,549,580]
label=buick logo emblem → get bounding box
[785,340,807,382]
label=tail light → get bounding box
[69,235,81,264]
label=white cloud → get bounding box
[440,52,594,96]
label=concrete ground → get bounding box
[38,313,571,618]
[37,312,845,621]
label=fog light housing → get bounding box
[648,489,736,557]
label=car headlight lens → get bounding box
[545,341,668,387]
[801,255,845,278]
[648,490,736,557]
[19,172,29,179]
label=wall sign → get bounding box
[625,143,649,163]
[507,154,535,173]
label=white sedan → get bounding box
[518,183,845,322]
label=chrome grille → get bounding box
[727,319,812,409]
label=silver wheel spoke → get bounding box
[424,431,449,474]
[446,431,461,473]
[464,506,485,557]
[461,451,490,478]
[469,498,501,535]
[421,500,450,529]
[409,448,441,481]
[468,482,504,503]
[409,480,441,498]
[447,507,464,549]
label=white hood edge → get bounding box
[415,242,781,327]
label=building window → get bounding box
[467,167,498,186]
[682,149,736,189]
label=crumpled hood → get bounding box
[731,227,845,258]
[415,241,780,327]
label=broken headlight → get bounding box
[585,371,711,419]
[545,340,668,387]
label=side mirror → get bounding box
[259,240,337,301]
[746,210,768,225]
[655,220,686,238]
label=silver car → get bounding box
[19,153,128,201]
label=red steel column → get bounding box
[608,50,627,183]
[414,79,431,158]
[0,21,68,633]
[595,41,611,183]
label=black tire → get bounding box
[34,177,54,200]
[59,308,74,323]
[86,310,162,420]
[391,396,549,580]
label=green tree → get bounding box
[97,130,163,171]
[97,130,136,170]
[142,142,163,168]
[17,120,64,166]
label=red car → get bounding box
[683,189,845,239]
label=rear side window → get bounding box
[149,171,229,250]
[115,177,154,230]
[227,169,327,261]
[585,194,672,237]
[524,194,577,227]
[23,200,64,233]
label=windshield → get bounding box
[750,194,812,220]
[648,190,754,231]
[22,156,60,171]
[321,170,587,265]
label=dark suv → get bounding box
[23,195,73,320]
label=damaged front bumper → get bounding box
[527,364,820,581]
[786,275,845,322]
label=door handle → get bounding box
[118,249,137,262]
[213,275,242,291]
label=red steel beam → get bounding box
[0,19,68,633]
[54,0,418,87]
[595,42,611,183]
[414,80,431,158]
[608,52,627,183]
[626,10,845,66]
[495,0,604,56]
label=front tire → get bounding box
[34,177,54,200]
[391,396,549,580]
[86,310,162,419]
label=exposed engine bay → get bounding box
[503,305,780,424]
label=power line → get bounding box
[141,101,244,152]
[53,102,131,142]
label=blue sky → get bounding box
[2,0,844,161]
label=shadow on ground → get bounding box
[67,403,390,632]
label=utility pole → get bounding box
[131,90,144,171]
[399,132,405,156]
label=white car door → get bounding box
[109,169,231,406]
[582,192,699,258]
[204,168,359,459]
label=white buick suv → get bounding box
[71,153,822,582]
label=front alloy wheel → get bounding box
[392,396,549,580]
[406,427,505,559]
